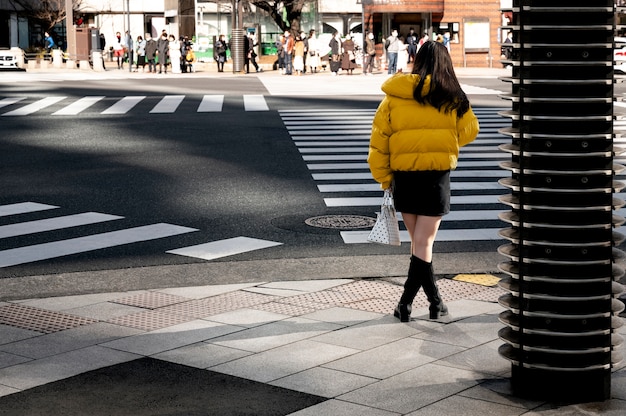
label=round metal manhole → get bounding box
[305,215,376,230]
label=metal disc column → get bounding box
[497,0,626,401]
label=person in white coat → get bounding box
[168,35,181,74]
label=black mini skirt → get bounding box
[391,170,451,216]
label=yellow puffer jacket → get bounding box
[368,73,480,189]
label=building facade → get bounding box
[1,0,509,68]
[363,0,504,68]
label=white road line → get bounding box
[167,236,282,260]
[198,95,224,112]
[297,141,370,147]
[312,170,506,180]
[0,223,197,268]
[101,96,146,114]
[2,96,66,116]
[243,94,269,111]
[150,95,185,113]
[303,155,367,161]
[317,182,504,192]
[341,228,503,244]
[53,96,105,115]
[0,97,26,109]
[0,202,59,217]
[0,212,123,239]
[325,194,503,207]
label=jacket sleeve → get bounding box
[457,107,480,148]
[368,98,394,190]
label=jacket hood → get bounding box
[381,73,431,100]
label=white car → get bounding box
[0,48,23,70]
[615,37,626,74]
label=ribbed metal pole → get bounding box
[497,0,625,401]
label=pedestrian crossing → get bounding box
[0,202,282,269]
[280,107,514,244]
[0,94,271,116]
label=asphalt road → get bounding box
[0,70,622,296]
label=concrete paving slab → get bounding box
[152,342,252,369]
[271,366,378,398]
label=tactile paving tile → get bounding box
[158,291,278,319]
[252,302,317,317]
[453,274,501,287]
[330,280,402,300]
[0,304,98,334]
[110,292,191,309]
[437,278,494,302]
[344,297,405,314]
[467,286,507,303]
[285,290,372,307]
[106,309,195,331]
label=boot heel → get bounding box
[394,303,412,322]
[429,303,448,319]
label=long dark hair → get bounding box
[412,41,469,118]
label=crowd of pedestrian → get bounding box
[98,26,452,76]
[106,30,196,73]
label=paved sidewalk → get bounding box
[0,270,625,415]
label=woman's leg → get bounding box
[401,213,442,262]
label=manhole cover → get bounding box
[305,215,376,230]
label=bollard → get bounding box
[52,49,63,68]
[92,51,104,72]
[497,0,625,401]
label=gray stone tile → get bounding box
[0,384,20,398]
[101,319,243,356]
[271,367,378,398]
[459,378,546,410]
[287,399,399,416]
[210,339,359,383]
[310,315,421,350]
[244,287,309,297]
[323,337,466,379]
[405,394,527,416]
[410,300,504,323]
[301,307,384,326]
[337,362,481,414]
[0,322,143,359]
[260,279,353,293]
[524,400,626,415]
[152,342,252,368]
[17,291,144,311]
[211,316,343,353]
[612,369,626,400]
[0,324,42,345]
[437,339,510,376]
[0,351,32,369]
[412,313,502,348]
[64,301,144,321]
[156,283,263,299]
[0,345,139,390]
[205,307,289,328]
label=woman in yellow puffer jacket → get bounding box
[368,41,479,322]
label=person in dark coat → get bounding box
[329,31,341,75]
[156,32,169,73]
[145,33,157,73]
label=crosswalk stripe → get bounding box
[198,94,224,112]
[0,202,58,217]
[244,94,269,111]
[0,223,197,268]
[324,194,503,207]
[167,236,282,260]
[150,95,185,113]
[2,97,66,116]
[53,96,105,115]
[0,97,26,109]
[0,212,123,239]
[281,106,514,243]
[101,96,146,114]
[341,228,503,244]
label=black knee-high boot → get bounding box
[420,260,448,319]
[394,255,423,322]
